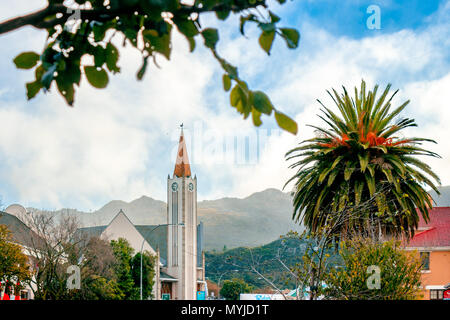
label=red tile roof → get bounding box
[406,207,450,248]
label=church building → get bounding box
[77,129,206,300]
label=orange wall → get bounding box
[420,250,450,300]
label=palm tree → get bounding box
[285,80,441,240]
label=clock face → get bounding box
[171,182,178,192]
[188,182,194,192]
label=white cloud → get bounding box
[401,73,450,186]
[198,6,450,200]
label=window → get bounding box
[430,289,444,300]
[20,290,29,300]
[420,252,430,271]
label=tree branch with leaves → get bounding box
[2,0,299,134]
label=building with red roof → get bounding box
[404,207,450,300]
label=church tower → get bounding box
[166,129,198,300]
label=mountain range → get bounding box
[26,185,450,251]
[28,188,303,251]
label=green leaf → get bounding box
[319,167,332,183]
[367,164,375,178]
[122,0,139,6]
[57,59,66,71]
[230,85,240,107]
[258,30,275,55]
[221,60,238,79]
[186,36,196,52]
[222,74,231,91]
[84,66,109,89]
[280,28,300,49]
[202,28,219,49]
[94,46,106,68]
[14,52,40,69]
[35,65,45,81]
[230,83,251,117]
[63,62,81,86]
[358,153,369,172]
[146,0,177,10]
[354,180,364,205]
[143,25,172,60]
[106,43,120,73]
[275,111,298,134]
[26,81,42,100]
[365,172,376,196]
[327,169,339,186]
[137,57,148,81]
[216,10,230,21]
[92,22,109,42]
[252,109,262,126]
[269,11,281,23]
[252,91,273,115]
[124,28,139,47]
[56,76,75,106]
[174,18,199,38]
[344,163,355,181]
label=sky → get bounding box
[0,0,449,211]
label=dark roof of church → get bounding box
[0,211,44,249]
[77,224,168,263]
[135,225,168,264]
[160,271,177,281]
[76,225,107,238]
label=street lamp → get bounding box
[140,222,184,300]
[216,272,227,300]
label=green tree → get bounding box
[0,0,299,134]
[286,80,441,240]
[68,236,124,300]
[110,238,156,300]
[110,238,136,299]
[0,225,31,295]
[77,276,124,300]
[130,251,156,300]
[323,237,422,300]
[220,278,252,300]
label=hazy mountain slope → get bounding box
[27,188,302,251]
[198,189,303,250]
[205,236,341,289]
[25,185,450,251]
[429,185,450,207]
[91,196,168,225]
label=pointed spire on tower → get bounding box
[173,126,191,178]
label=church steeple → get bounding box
[167,125,199,300]
[173,128,191,178]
